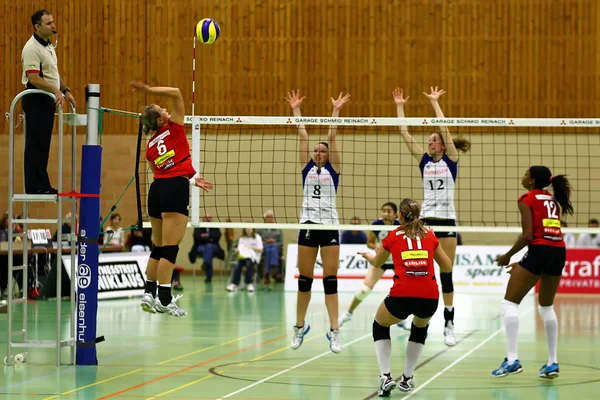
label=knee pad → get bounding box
[150,245,162,261]
[502,299,519,317]
[372,319,391,342]
[355,284,372,301]
[440,272,454,294]
[323,275,338,295]
[408,323,429,345]
[298,274,313,292]
[161,245,179,264]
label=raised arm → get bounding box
[393,87,423,161]
[285,90,309,165]
[130,81,185,125]
[327,92,351,171]
[423,86,458,162]
[358,247,390,269]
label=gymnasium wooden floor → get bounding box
[1,276,599,399]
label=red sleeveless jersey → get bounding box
[146,121,196,179]
[382,228,440,299]
[518,189,564,247]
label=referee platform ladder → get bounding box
[4,89,85,367]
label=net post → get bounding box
[191,117,201,227]
[76,84,102,365]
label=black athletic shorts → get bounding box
[422,218,457,239]
[519,245,566,276]
[148,177,190,219]
[384,296,439,321]
[297,221,340,248]
[382,263,394,271]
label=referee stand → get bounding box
[4,89,84,366]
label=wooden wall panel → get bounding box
[2,0,600,123]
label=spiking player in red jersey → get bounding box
[492,166,573,379]
[359,198,453,395]
[130,81,213,318]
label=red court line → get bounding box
[97,332,291,399]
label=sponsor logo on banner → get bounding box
[285,244,528,294]
[63,252,149,300]
[98,261,146,292]
[538,249,600,294]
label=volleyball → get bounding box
[196,18,220,44]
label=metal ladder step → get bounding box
[11,265,26,271]
[10,298,27,305]
[12,194,58,202]
[13,218,59,224]
[10,339,74,349]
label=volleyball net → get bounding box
[134,116,600,233]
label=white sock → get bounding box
[375,339,391,375]
[160,283,172,288]
[502,299,519,364]
[404,340,424,377]
[445,306,454,312]
[538,305,558,365]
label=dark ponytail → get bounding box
[551,175,574,216]
[530,166,574,216]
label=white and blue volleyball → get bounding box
[196,18,220,44]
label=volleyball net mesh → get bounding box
[137,117,600,232]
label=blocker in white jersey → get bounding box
[393,86,471,347]
[419,153,458,220]
[300,160,340,225]
[286,89,350,355]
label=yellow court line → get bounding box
[42,369,143,400]
[157,326,280,364]
[145,374,214,400]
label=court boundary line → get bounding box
[216,332,372,399]
[400,306,534,399]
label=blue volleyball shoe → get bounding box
[491,358,523,377]
[539,363,559,379]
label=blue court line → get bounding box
[0,335,192,391]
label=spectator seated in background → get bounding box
[188,213,224,283]
[562,221,576,248]
[52,212,74,242]
[257,209,283,284]
[576,218,600,248]
[127,218,152,252]
[341,216,368,244]
[103,213,125,251]
[227,228,263,293]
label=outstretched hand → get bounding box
[129,80,151,93]
[331,92,351,109]
[357,251,375,264]
[423,86,446,101]
[392,87,410,105]
[192,176,213,192]
[285,90,306,109]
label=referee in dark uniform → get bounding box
[21,9,75,194]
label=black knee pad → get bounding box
[372,320,391,342]
[323,275,338,295]
[150,245,162,261]
[298,275,313,292]
[440,272,454,293]
[409,323,429,345]
[161,245,179,264]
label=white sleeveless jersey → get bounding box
[299,161,339,224]
[419,153,458,220]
